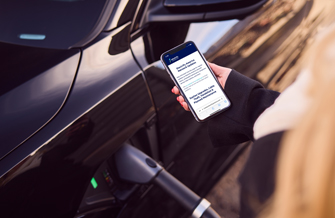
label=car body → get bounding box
[0,0,334,217]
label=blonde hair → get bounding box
[261,25,335,218]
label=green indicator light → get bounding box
[91,177,98,189]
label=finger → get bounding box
[181,101,190,111]
[171,86,181,95]
[208,62,224,76]
[177,96,190,111]
[207,62,232,88]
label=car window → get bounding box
[0,0,116,49]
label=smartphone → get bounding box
[160,41,231,122]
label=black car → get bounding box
[0,0,331,217]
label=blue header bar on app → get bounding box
[164,42,197,65]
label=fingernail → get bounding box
[176,96,180,101]
[171,88,174,93]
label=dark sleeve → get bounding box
[238,131,284,218]
[208,69,280,146]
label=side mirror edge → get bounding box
[140,0,270,28]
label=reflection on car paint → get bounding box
[0,53,80,160]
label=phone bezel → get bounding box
[160,41,231,122]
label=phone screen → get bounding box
[161,41,230,121]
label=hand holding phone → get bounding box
[161,41,231,122]
[173,62,232,111]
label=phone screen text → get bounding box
[163,43,230,120]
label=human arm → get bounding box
[172,63,280,146]
[208,70,280,146]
